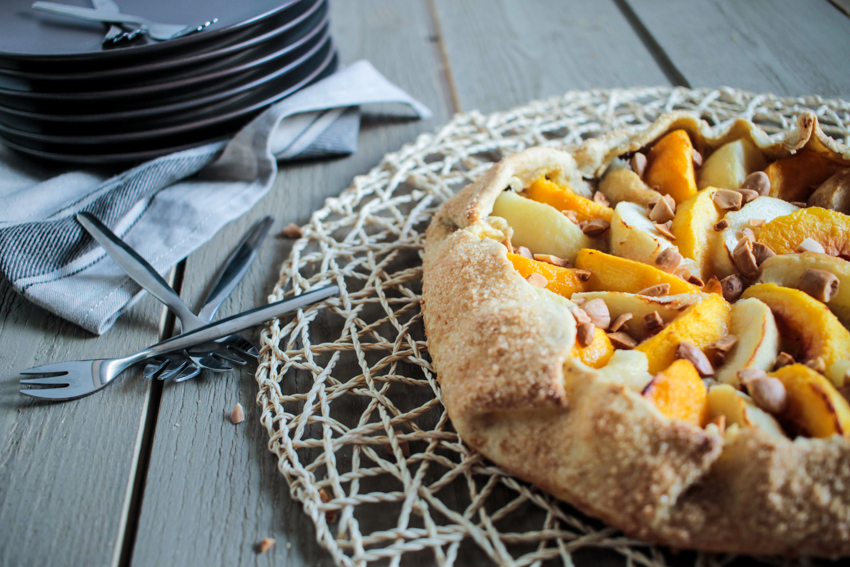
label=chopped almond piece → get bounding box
[608,331,638,349]
[654,222,677,240]
[575,269,591,282]
[713,219,730,231]
[593,191,611,207]
[720,274,743,302]
[677,342,714,376]
[577,322,596,347]
[631,153,647,177]
[741,171,770,196]
[610,313,633,333]
[796,268,840,303]
[568,304,591,324]
[280,223,303,238]
[644,311,664,335]
[533,254,571,268]
[732,237,759,279]
[774,352,795,370]
[806,356,827,374]
[737,189,759,204]
[687,275,705,287]
[257,539,276,554]
[692,148,703,168]
[562,209,580,224]
[637,283,671,297]
[747,376,788,414]
[582,298,611,329]
[752,242,776,266]
[649,197,676,223]
[517,246,534,259]
[706,334,738,366]
[230,403,245,425]
[712,189,743,211]
[796,237,826,254]
[654,248,682,273]
[749,218,766,228]
[526,273,548,288]
[582,219,610,237]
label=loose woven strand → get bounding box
[256,87,850,567]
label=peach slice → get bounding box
[758,252,850,329]
[574,249,701,296]
[757,206,850,259]
[642,358,708,426]
[765,150,845,203]
[526,177,613,223]
[598,167,662,208]
[714,298,779,386]
[492,191,594,262]
[770,363,850,438]
[742,283,850,386]
[570,326,614,368]
[635,293,731,374]
[508,253,589,298]
[644,130,698,204]
[697,138,768,191]
[671,187,722,279]
[706,384,785,437]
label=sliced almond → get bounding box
[654,221,677,240]
[582,298,611,329]
[741,171,770,196]
[593,191,611,207]
[654,248,682,273]
[737,189,759,204]
[534,254,571,268]
[636,283,671,296]
[582,219,610,237]
[631,152,647,178]
[609,313,633,333]
[712,189,743,211]
[526,273,548,288]
[280,223,303,239]
[517,246,534,259]
[773,352,795,370]
[607,331,637,349]
[677,342,714,376]
[713,218,730,231]
[577,322,596,347]
[649,197,676,223]
[752,242,776,266]
[720,274,744,302]
[644,311,664,335]
[796,237,826,254]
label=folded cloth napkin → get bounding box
[0,61,431,334]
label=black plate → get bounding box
[0,0,324,89]
[0,0,304,68]
[0,48,338,163]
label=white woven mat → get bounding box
[255,87,850,567]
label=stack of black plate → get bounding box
[0,0,337,164]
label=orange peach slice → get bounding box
[770,364,850,438]
[757,206,850,259]
[508,253,589,298]
[526,177,613,223]
[570,326,615,369]
[742,283,850,386]
[671,187,722,279]
[765,150,845,203]
[644,130,698,204]
[643,359,708,426]
[635,293,731,374]
[706,384,785,437]
[574,249,701,295]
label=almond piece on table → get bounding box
[256,539,275,554]
[677,342,714,376]
[752,242,775,266]
[636,283,671,297]
[773,352,795,370]
[517,246,534,259]
[732,237,760,279]
[609,313,633,333]
[654,248,682,273]
[582,219,610,237]
[631,152,647,177]
[319,488,337,523]
[654,221,677,240]
[720,274,744,302]
[582,298,611,329]
[712,189,743,211]
[649,197,676,223]
[796,237,825,254]
[280,223,303,238]
[796,268,840,302]
[644,311,664,335]
[747,376,788,414]
[534,253,571,268]
[706,334,738,366]
[607,331,638,349]
[593,191,611,207]
[713,218,730,231]
[577,322,596,347]
[741,171,770,196]
[230,403,245,425]
[525,273,548,288]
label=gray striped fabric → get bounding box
[0,61,430,334]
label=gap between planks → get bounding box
[614,0,690,87]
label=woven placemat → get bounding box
[255,87,850,567]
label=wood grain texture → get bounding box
[624,0,850,98]
[0,280,168,567]
[128,1,454,566]
[431,0,672,114]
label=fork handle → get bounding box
[33,2,152,26]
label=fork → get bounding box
[20,285,340,401]
[77,213,268,380]
[32,2,217,41]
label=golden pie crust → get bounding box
[421,112,850,557]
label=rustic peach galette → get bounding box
[421,112,850,557]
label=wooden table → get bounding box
[2,1,849,565]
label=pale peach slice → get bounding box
[742,283,850,386]
[770,363,850,438]
[574,249,701,296]
[598,166,662,208]
[635,293,731,374]
[572,291,701,342]
[671,187,722,280]
[715,298,779,386]
[642,358,709,426]
[757,206,850,259]
[526,177,613,223]
[712,197,799,279]
[706,384,785,438]
[644,130,698,204]
[610,201,697,273]
[697,138,768,191]
[492,191,594,262]
[758,252,850,329]
[765,150,845,203]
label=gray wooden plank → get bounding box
[624,0,850,98]
[432,0,673,114]
[128,1,455,566]
[0,277,168,567]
